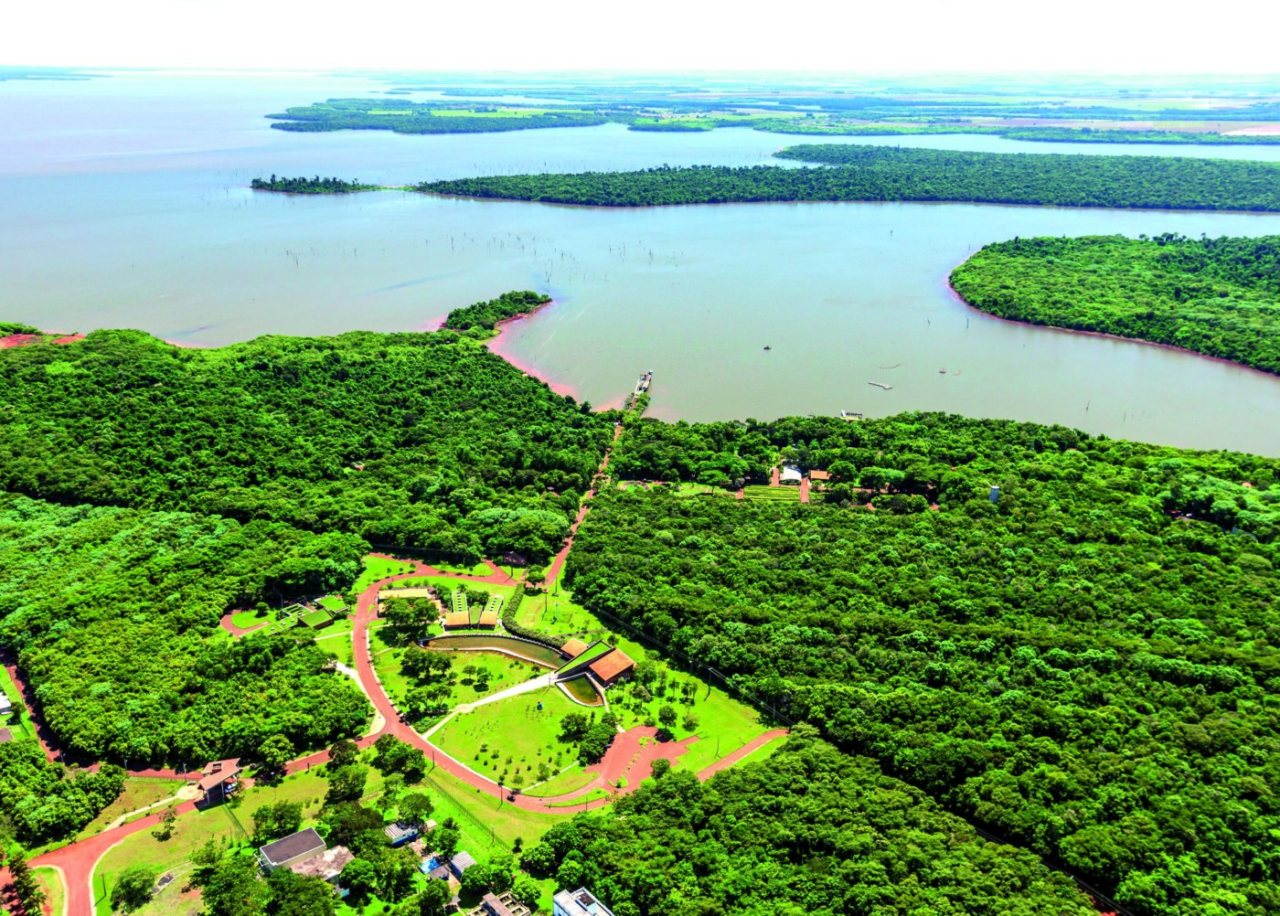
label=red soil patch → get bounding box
[0,334,42,349]
[50,334,85,345]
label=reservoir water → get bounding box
[3,72,1279,455]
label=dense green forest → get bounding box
[267,99,609,134]
[952,234,1280,373]
[951,234,1280,375]
[1001,127,1280,145]
[418,147,1280,211]
[0,741,125,843]
[250,175,379,193]
[0,493,370,764]
[534,737,1095,916]
[0,320,611,560]
[566,413,1280,916]
[442,289,549,334]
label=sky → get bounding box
[4,0,1280,74]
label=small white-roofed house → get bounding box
[553,887,615,916]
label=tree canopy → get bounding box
[567,413,1280,915]
[0,493,370,763]
[0,318,611,560]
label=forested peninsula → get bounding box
[442,289,550,334]
[951,234,1280,375]
[570,412,1280,916]
[0,312,610,561]
[417,146,1280,211]
[758,123,1280,144]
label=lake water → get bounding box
[3,72,1279,455]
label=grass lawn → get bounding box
[428,558,493,577]
[352,555,416,595]
[78,777,182,838]
[370,626,415,706]
[440,651,546,709]
[544,788,610,808]
[93,804,243,915]
[434,687,578,790]
[229,609,271,629]
[317,629,355,666]
[743,485,801,502]
[607,679,770,775]
[33,866,65,916]
[523,764,595,798]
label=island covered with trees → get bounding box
[951,233,1280,374]
[566,412,1280,915]
[250,174,379,193]
[416,146,1280,211]
[442,289,550,335]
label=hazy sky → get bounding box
[5,0,1279,73]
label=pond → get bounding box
[559,674,605,707]
[426,634,565,668]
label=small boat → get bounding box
[763,345,772,351]
[868,381,894,390]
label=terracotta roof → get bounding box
[478,610,499,627]
[588,649,635,683]
[197,758,241,791]
[561,638,590,659]
[809,470,831,481]
[444,611,471,628]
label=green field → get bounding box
[522,764,596,798]
[742,485,800,502]
[316,628,355,666]
[434,687,578,789]
[352,555,416,595]
[76,776,181,839]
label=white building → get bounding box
[553,887,615,916]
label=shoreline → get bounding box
[480,300,584,401]
[942,269,1279,382]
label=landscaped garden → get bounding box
[432,687,580,789]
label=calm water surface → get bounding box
[2,73,1278,454]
